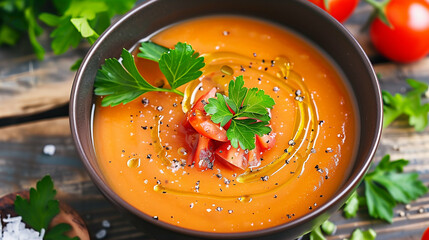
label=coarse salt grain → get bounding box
[1,215,45,240]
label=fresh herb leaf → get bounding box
[14,175,79,239]
[38,0,136,55]
[321,220,337,235]
[45,223,79,240]
[70,17,98,44]
[344,155,428,223]
[309,220,336,240]
[344,191,359,218]
[95,42,205,106]
[205,76,275,150]
[158,42,205,89]
[14,175,59,231]
[309,225,326,240]
[204,93,234,126]
[94,49,159,106]
[70,58,83,71]
[349,228,377,240]
[138,41,169,62]
[383,79,429,131]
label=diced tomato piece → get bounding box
[256,132,276,150]
[192,135,215,169]
[248,143,262,168]
[215,142,248,170]
[188,110,228,142]
[192,87,217,112]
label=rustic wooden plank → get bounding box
[0,117,153,239]
[0,43,88,119]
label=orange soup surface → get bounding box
[93,16,358,233]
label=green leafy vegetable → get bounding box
[349,228,377,240]
[0,0,46,59]
[138,41,169,62]
[309,225,326,240]
[0,0,136,60]
[309,220,337,240]
[95,42,205,106]
[205,76,275,150]
[14,175,78,239]
[344,191,359,218]
[39,0,136,56]
[343,155,428,223]
[158,42,205,89]
[364,155,428,222]
[321,220,337,235]
[383,79,429,131]
[45,223,79,240]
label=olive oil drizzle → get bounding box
[152,52,321,200]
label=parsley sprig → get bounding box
[94,42,205,106]
[14,175,79,240]
[383,79,429,131]
[204,76,275,150]
[343,155,428,223]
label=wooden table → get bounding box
[0,2,428,240]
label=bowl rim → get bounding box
[70,0,383,238]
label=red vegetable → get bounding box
[256,132,276,151]
[248,143,262,168]
[192,134,215,169]
[368,0,429,63]
[215,142,248,170]
[423,227,429,240]
[307,0,359,23]
[188,110,228,142]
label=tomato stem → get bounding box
[323,0,331,11]
[364,0,393,28]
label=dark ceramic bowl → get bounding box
[70,0,383,239]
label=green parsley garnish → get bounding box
[94,42,205,106]
[137,41,169,62]
[309,220,336,240]
[204,76,275,150]
[0,0,136,61]
[343,155,428,223]
[14,175,79,240]
[383,79,429,131]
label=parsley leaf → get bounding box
[45,223,79,240]
[349,228,377,240]
[204,93,234,126]
[95,42,205,106]
[14,175,59,231]
[383,79,429,131]
[309,220,336,240]
[344,155,428,223]
[205,76,275,150]
[158,42,205,89]
[14,175,78,239]
[137,41,169,62]
[39,0,136,55]
[343,191,359,218]
[94,49,158,106]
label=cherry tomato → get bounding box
[215,142,248,170]
[248,143,262,168]
[188,110,228,142]
[422,226,429,240]
[369,0,429,63]
[256,132,276,151]
[307,0,359,23]
[193,87,217,112]
[192,134,215,169]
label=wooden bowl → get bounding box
[0,191,89,240]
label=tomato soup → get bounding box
[93,16,358,232]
